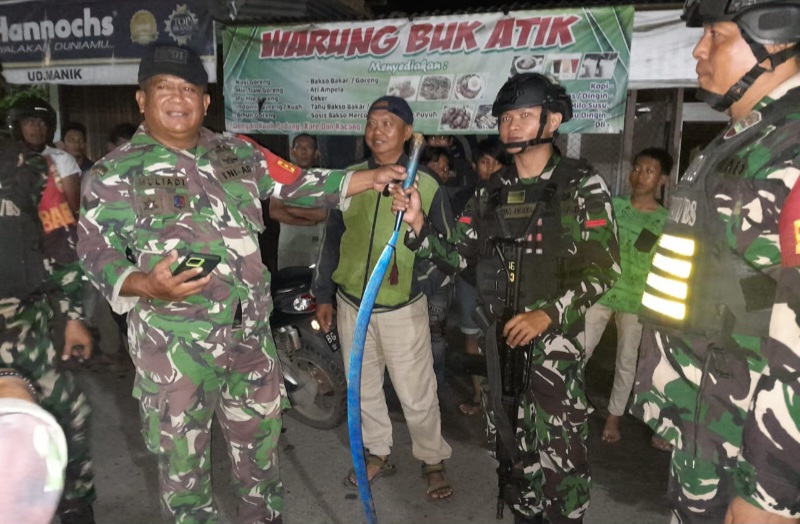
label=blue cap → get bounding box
[368,95,413,125]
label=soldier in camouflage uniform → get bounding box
[0,65,95,524]
[395,73,620,524]
[76,45,404,524]
[631,1,800,523]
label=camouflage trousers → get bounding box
[738,374,800,519]
[128,311,288,524]
[504,341,591,524]
[0,296,95,506]
[632,327,766,524]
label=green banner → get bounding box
[223,6,633,135]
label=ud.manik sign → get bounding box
[0,0,215,85]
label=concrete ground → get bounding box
[67,301,671,524]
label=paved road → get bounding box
[70,304,671,524]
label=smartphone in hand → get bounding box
[172,253,221,282]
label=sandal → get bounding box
[422,461,453,501]
[344,454,396,489]
[651,435,674,452]
[458,399,482,416]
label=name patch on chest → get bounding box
[133,176,187,189]
[219,162,254,182]
[499,203,537,219]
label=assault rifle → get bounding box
[479,205,539,520]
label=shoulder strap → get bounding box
[538,156,588,207]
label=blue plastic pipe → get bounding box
[347,133,426,524]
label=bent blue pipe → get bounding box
[347,133,425,524]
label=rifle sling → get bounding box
[485,319,520,464]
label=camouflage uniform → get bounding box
[417,154,620,523]
[0,141,95,511]
[632,77,800,523]
[735,267,800,519]
[77,126,354,524]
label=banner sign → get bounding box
[223,6,633,135]
[0,0,215,85]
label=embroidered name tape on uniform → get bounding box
[133,176,187,188]
[237,134,301,185]
[500,203,537,219]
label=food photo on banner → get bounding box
[222,6,633,135]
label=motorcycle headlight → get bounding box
[292,293,316,313]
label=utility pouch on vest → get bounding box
[0,144,48,299]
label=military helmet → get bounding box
[491,73,573,122]
[7,97,57,140]
[682,0,800,44]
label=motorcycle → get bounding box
[270,265,347,430]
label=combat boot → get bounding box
[58,499,95,524]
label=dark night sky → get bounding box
[371,0,520,16]
[370,0,674,16]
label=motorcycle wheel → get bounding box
[286,329,347,430]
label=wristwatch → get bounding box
[0,369,39,402]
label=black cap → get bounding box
[138,45,208,87]
[368,96,414,125]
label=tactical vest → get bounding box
[0,141,48,298]
[640,87,800,338]
[475,158,587,320]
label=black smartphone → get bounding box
[172,253,221,282]
[634,228,659,253]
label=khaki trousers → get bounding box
[583,303,643,417]
[338,293,452,464]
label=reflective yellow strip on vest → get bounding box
[642,292,687,320]
[646,272,688,300]
[652,252,693,279]
[659,234,696,257]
